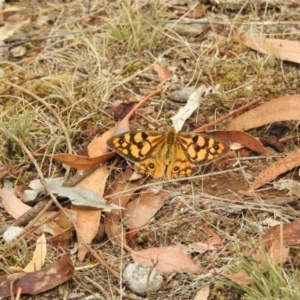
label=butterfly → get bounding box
[106,128,230,179]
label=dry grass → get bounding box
[1,0,300,299]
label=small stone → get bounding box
[10,46,26,58]
[123,263,163,296]
[3,226,24,243]
[168,87,196,103]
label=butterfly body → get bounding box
[106,128,230,179]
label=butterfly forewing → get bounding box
[177,132,230,164]
[106,131,164,162]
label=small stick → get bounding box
[0,199,49,235]
[84,276,112,300]
[112,88,162,135]
[126,88,163,120]
[0,75,46,96]
[192,98,261,132]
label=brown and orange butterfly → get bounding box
[106,128,230,179]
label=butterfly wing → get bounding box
[178,132,230,163]
[166,141,194,179]
[106,131,166,178]
[133,142,166,178]
[166,132,230,179]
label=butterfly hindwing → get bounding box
[133,155,165,178]
[166,141,194,178]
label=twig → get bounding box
[10,275,22,300]
[147,259,159,299]
[111,88,162,137]
[192,98,261,132]
[0,199,49,235]
[84,276,112,300]
[0,75,46,96]
[62,162,103,187]
[15,287,21,300]
[124,88,162,121]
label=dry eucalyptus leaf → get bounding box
[222,270,253,285]
[267,239,289,265]
[131,244,205,275]
[0,6,23,14]
[171,85,213,132]
[1,187,31,218]
[232,34,300,64]
[193,285,210,300]
[248,147,300,191]
[184,5,211,19]
[227,95,300,131]
[153,63,171,81]
[0,253,74,297]
[124,190,170,229]
[104,167,147,248]
[87,126,116,156]
[71,205,102,261]
[23,234,47,272]
[262,220,300,247]
[26,178,120,211]
[51,152,115,170]
[74,164,110,260]
[105,102,137,121]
